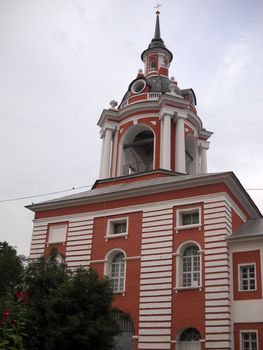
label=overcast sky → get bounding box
[0,0,263,256]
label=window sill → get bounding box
[174,286,202,292]
[175,224,202,233]
[104,233,128,242]
[113,291,126,296]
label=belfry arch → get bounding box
[119,124,155,176]
[185,134,198,175]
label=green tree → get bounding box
[44,268,119,350]
[23,249,119,350]
[0,242,24,301]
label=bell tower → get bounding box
[98,11,212,179]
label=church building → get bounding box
[27,11,263,350]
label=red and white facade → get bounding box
[27,12,263,350]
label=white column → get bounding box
[161,114,172,170]
[175,113,186,173]
[99,126,114,179]
[199,140,209,174]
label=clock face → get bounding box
[131,79,146,94]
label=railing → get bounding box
[122,160,153,176]
[120,92,161,108]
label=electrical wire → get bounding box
[0,185,93,203]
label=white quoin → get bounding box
[160,113,172,170]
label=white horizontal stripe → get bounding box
[142,225,173,233]
[66,251,91,257]
[138,342,170,349]
[205,279,229,287]
[205,235,227,243]
[205,242,227,249]
[139,322,171,328]
[65,255,91,261]
[140,296,172,303]
[206,326,230,333]
[204,211,230,220]
[31,233,46,239]
[142,231,173,238]
[140,284,171,291]
[141,248,172,256]
[204,229,229,237]
[139,315,171,321]
[205,299,230,306]
[205,272,229,280]
[205,334,230,341]
[142,236,172,244]
[205,313,230,320]
[29,253,42,258]
[66,261,90,267]
[141,278,172,285]
[204,201,226,209]
[141,259,172,266]
[67,236,92,242]
[67,230,93,236]
[67,240,92,246]
[31,239,46,244]
[139,329,170,335]
[140,302,171,309]
[140,309,171,315]
[205,260,229,267]
[30,248,44,254]
[205,286,229,293]
[140,290,172,297]
[205,292,229,300]
[205,266,229,274]
[142,220,173,228]
[205,248,228,255]
[141,265,172,273]
[30,243,45,249]
[204,223,231,231]
[205,320,230,326]
[141,271,172,279]
[141,242,173,250]
[139,335,170,342]
[67,241,91,252]
[205,341,230,348]
[143,209,173,216]
[205,254,228,261]
[206,306,229,313]
[141,254,172,261]
[143,214,172,222]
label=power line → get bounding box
[0,185,93,203]
[0,186,263,204]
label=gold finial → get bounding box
[154,3,162,14]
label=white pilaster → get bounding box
[160,114,172,170]
[199,140,210,174]
[99,126,115,179]
[175,113,187,173]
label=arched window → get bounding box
[105,251,126,293]
[178,328,201,350]
[182,246,200,287]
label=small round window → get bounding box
[131,79,146,94]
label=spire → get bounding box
[141,9,173,62]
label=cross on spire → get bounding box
[154,3,162,14]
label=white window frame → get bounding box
[105,217,129,241]
[48,223,67,244]
[174,242,203,291]
[104,249,126,295]
[176,207,201,232]
[240,330,258,350]
[238,263,257,292]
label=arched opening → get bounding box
[120,125,154,176]
[185,134,198,175]
[112,310,134,350]
[177,328,201,350]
